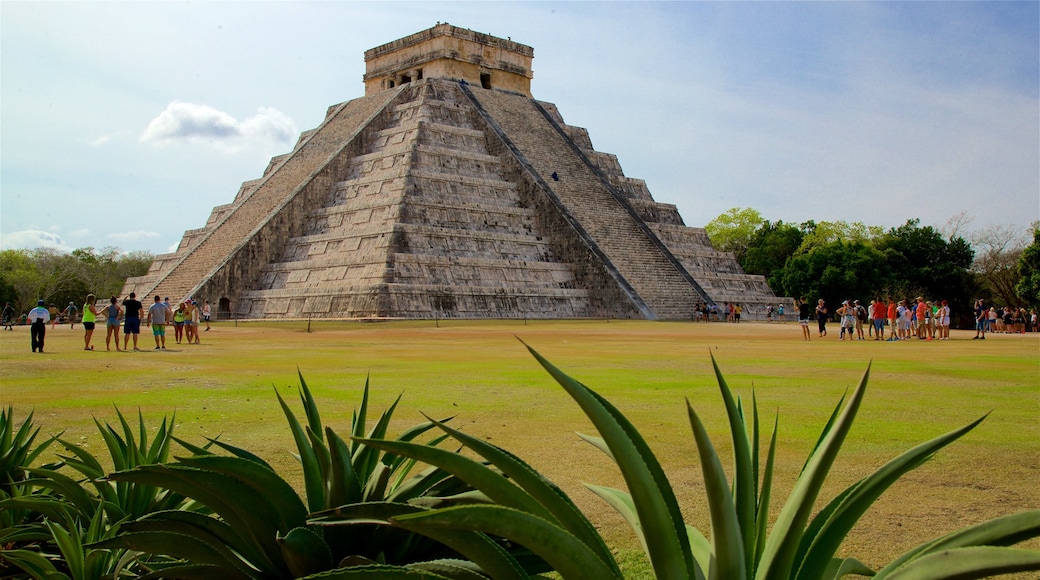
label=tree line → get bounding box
[706,208,1040,328]
[0,247,153,317]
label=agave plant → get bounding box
[90,372,531,579]
[0,409,188,579]
[360,345,1040,579]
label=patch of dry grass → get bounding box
[1,319,1037,573]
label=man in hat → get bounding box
[27,299,50,352]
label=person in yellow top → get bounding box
[82,294,99,351]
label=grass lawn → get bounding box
[1,319,1038,575]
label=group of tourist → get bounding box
[793,296,958,342]
[693,302,745,322]
[19,293,211,353]
[971,299,1035,339]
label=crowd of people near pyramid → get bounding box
[5,294,211,353]
[786,296,1038,341]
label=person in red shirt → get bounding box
[872,298,887,340]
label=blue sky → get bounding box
[2,1,1037,255]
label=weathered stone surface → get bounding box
[124,24,781,320]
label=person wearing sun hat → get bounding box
[27,299,50,353]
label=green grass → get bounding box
[1,319,1037,574]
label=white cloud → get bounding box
[0,230,72,252]
[140,101,298,151]
[108,230,161,243]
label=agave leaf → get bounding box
[275,386,326,513]
[327,427,364,508]
[279,526,334,578]
[709,354,757,574]
[353,437,553,524]
[686,524,712,580]
[352,395,403,484]
[297,369,324,436]
[686,399,746,580]
[387,464,462,504]
[801,392,847,476]
[196,437,275,469]
[875,510,1040,578]
[299,565,450,578]
[754,414,779,571]
[585,483,646,552]
[755,363,871,580]
[136,563,252,580]
[109,509,259,577]
[45,517,84,580]
[822,557,874,579]
[416,413,617,572]
[393,504,619,579]
[405,559,489,580]
[880,546,1040,580]
[363,461,392,502]
[25,467,97,517]
[175,455,309,527]
[105,464,284,574]
[794,413,988,580]
[313,502,528,579]
[93,529,248,571]
[0,548,64,578]
[523,342,694,579]
[350,376,371,454]
[576,432,613,461]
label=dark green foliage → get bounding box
[1015,227,1040,308]
[742,220,804,282]
[774,240,889,311]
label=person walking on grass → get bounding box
[974,299,987,340]
[122,293,144,351]
[2,302,14,331]
[81,294,99,350]
[815,299,828,338]
[203,300,212,331]
[146,295,171,350]
[64,302,78,329]
[100,296,123,351]
[28,299,50,353]
[797,297,812,341]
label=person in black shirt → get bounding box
[122,292,144,351]
[797,297,812,341]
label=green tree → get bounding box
[705,207,765,263]
[741,220,803,284]
[774,240,890,313]
[1015,225,1040,308]
[796,220,883,254]
[875,219,974,309]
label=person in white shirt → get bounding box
[27,299,50,353]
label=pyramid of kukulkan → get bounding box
[124,24,780,320]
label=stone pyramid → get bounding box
[124,24,779,320]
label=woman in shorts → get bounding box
[81,294,99,350]
[100,296,122,351]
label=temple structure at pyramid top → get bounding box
[363,23,534,97]
[123,23,781,320]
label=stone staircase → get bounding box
[233,80,592,318]
[122,89,401,307]
[465,85,705,320]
